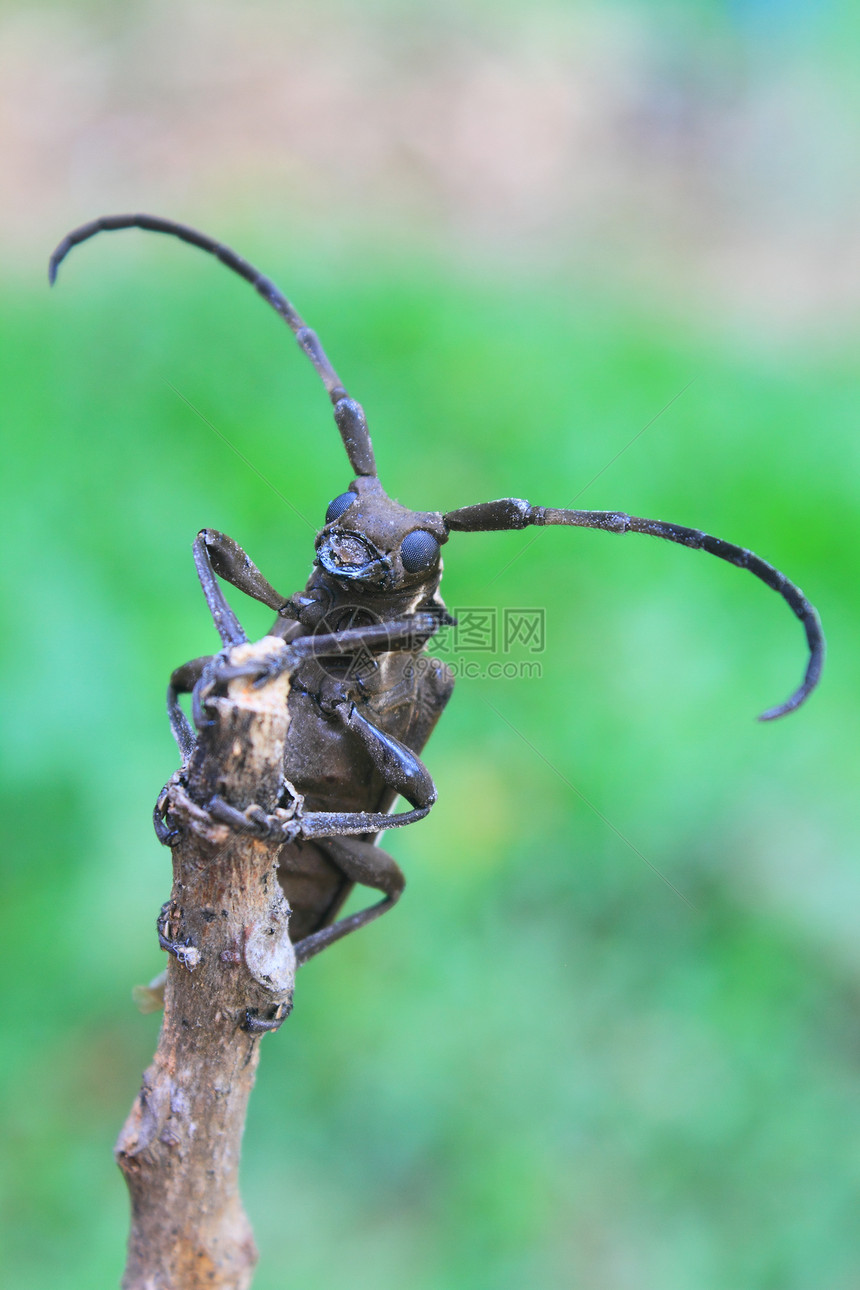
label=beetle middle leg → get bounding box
[276,704,438,959]
[296,699,438,836]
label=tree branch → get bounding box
[116,637,297,1290]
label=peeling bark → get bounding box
[117,638,296,1290]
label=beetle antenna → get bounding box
[48,213,377,477]
[443,499,824,721]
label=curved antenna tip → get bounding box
[757,682,818,722]
[756,629,824,723]
[48,240,68,286]
[758,696,804,723]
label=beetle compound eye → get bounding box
[400,530,440,573]
[325,492,356,524]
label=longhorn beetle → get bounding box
[50,214,824,978]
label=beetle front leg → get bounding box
[166,655,212,760]
[222,613,442,689]
[196,528,289,618]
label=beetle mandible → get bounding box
[50,214,825,973]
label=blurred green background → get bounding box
[2,2,859,1287]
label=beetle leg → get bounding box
[189,531,252,648]
[196,528,290,614]
[206,795,301,841]
[242,1000,293,1034]
[290,613,441,661]
[219,613,442,689]
[209,702,439,839]
[337,703,436,807]
[153,781,180,846]
[293,702,438,838]
[290,837,405,964]
[192,528,307,653]
[166,655,212,759]
[205,782,433,844]
[156,901,200,971]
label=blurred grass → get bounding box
[1,229,858,1290]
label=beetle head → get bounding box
[315,475,448,598]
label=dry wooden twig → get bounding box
[116,637,297,1290]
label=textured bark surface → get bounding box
[116,638,296,1290]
